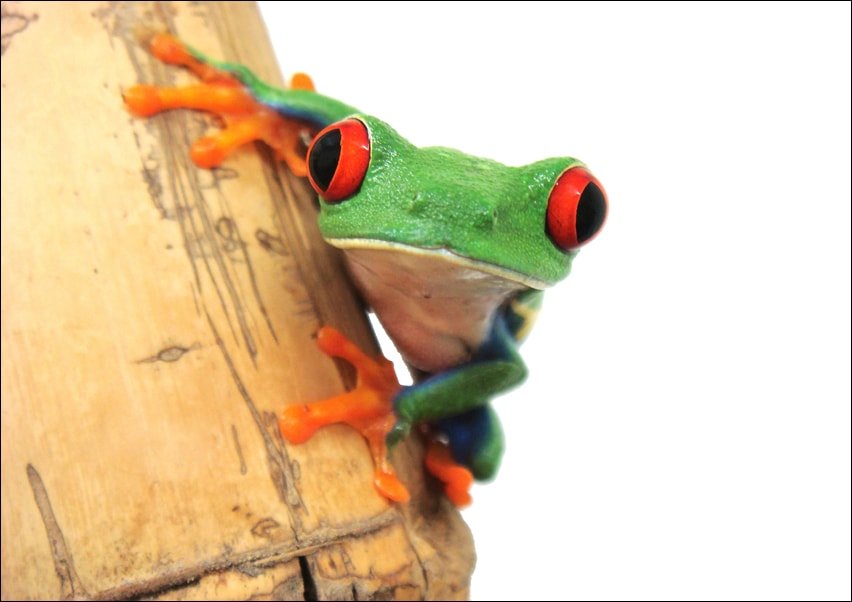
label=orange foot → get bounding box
[279,327,410,503]
[425,439,474,508]
[123,33,316,175]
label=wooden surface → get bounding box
[0,2,474,599]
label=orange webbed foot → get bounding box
[279,327,410,504]
[425,439,474,508]
[124,34,317,172]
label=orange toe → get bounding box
[149,33,191,65]
[374,472,411,503]
[123,85,163,116]
[444,484,473,508]
[425,439,474,508]
[278,405,318,444]
[190,136,227,168]
[290,72,315,91]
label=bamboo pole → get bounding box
[0,2,474,599]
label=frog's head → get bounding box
[305,115,607,289]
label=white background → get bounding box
[258,2,850,600]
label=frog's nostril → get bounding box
[576,182,607,244]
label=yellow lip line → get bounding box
[325,237,550,290]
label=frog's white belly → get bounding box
[338,246,525,373]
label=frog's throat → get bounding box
[325,238,550,290]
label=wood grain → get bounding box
[0,2,474,599]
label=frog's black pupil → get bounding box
[309,128,341,191]
[576,182,606,243]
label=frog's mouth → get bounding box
[325,237,551,290]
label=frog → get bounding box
[124,34,607,507]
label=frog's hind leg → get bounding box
[437,405,505,481]
[123,34,316,175]
[424,405,505,507]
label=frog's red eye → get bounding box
[306,118,370,203]
[546,166,607,251]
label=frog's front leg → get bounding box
[278,327,410,503]
[123,34,316,175]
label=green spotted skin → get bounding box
[319,117,580,287]
[190,45,580,286]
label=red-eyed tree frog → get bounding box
[124,35,607,507]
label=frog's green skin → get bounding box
[202,49,589,480]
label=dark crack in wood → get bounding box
[1,2,39,56]
[26,464,88,600]
[231,424,248,475]
[298,556,319,601]
[255,228,290,257]
[206,310,304,516]
[89,510,398,600]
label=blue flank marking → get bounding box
[437,406,493,468]
[259,100,329,128]
[504,301,527,341]
[475,311,517,361]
